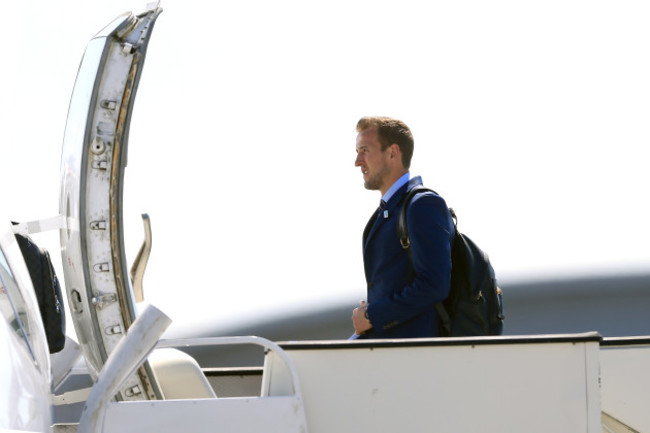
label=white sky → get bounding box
[2,0,649,336]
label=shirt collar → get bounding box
[382,172,410,203]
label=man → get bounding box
[352,116,455,338]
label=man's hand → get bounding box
[352,300,372,335]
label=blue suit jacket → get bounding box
[361,177,454,338]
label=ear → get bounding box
[389,143,401,160]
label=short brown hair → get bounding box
[356,116,414,169]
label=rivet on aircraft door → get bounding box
[105,324,123,335]
[93,263,110,273]
[89,220,107,230]
[91,292,117,309]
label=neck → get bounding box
[380,170,409,197]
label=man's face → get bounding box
[355,127,390,192]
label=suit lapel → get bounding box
[362,211,379,248]
[363,185,406,252]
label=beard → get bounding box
[364,165,389,191]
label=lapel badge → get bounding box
[383,210,389,219]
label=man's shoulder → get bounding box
[397,177,452,222]
[403,186,452,229]
[402,177,445,199]
[404,184,446,206]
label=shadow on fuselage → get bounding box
[180,273,650,367]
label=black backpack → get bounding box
[397,187,504,337]
[14,232,66,353]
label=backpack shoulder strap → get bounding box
[397,186,436,249]
[397,186,462,337]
